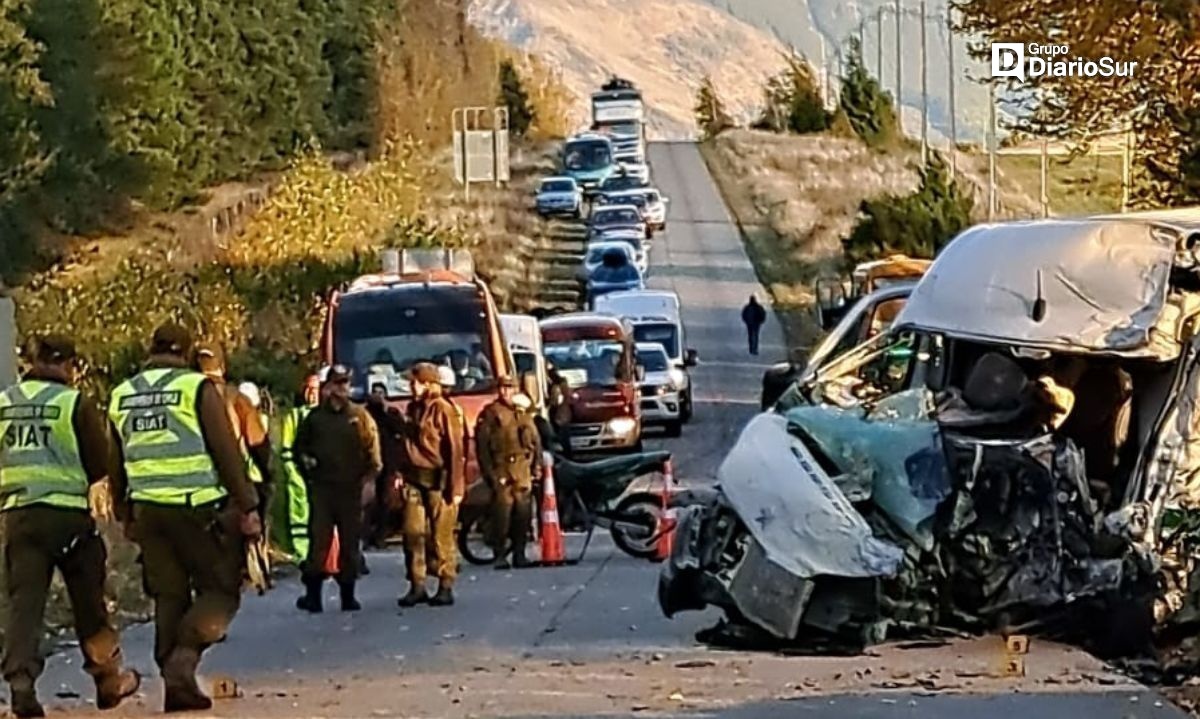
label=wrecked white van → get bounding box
[660,211,1200,654]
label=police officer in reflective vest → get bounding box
[0,335,141,718]
[280,374,320,561]
[108,324,260,712]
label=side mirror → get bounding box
[684,349,699,367]
[635,364,646,381]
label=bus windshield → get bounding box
[564,141,612,172]
[333,288,497,398]
[544,339,631,388]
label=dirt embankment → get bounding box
[699,128,1042,350]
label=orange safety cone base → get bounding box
[539,451,566,565]
[324,527,341,576]
[653,459,675,562]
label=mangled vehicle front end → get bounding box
[661,212,1200,652]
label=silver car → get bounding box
[577,240,643,282]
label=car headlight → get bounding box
[669,368,686,387]
[608,417,637,436]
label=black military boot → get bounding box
[162,648,211,713]
[339,581,362,612]
[493,545,512,570]
[397,583,429,608]
[429,582,455,607]
[512,545,534,569]
[295,577,324,613]
[95,668,141,710]
[9,678,44,719]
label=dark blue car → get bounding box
[586,248,644,309]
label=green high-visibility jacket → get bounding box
[109,368,225,507]
[0,380,88,511]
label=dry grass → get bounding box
[700,128,1044,349]
[994,152,1126,217]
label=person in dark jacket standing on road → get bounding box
[398,362,464,608]
[0,335,141,718]
[293,365,382,613]
[741,294,768,356]
[476,376,540,569]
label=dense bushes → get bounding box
[0,0,389,275]
[753,54,828,135]
[837,39,900,150]
[695,75,734,139]
[843,155,974,266]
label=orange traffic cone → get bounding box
[324,527,341,576]
[654,458,676,562]
[539,451,566,565]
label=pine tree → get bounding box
[754,53,827,134]
[498,59,535,138]
[694,75,733,139]
[838,38,898,149]
[843,154,973,265]
[956,0,1200,206]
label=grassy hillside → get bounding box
[700,128,1042,348]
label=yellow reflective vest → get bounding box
[109,368,225,507]
[0,379,88,511]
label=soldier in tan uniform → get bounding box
[397,363,464,608]
[476,376,540,569]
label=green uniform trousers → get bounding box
[401,471,457,588]
[302,483,362,583]
[131,503,243,671]
[1,506,121,688]
[490,480,534,556]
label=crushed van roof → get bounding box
[895,217,1179,356]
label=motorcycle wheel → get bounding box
[610,494,663,559]
[457,510,496,566]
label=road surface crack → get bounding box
[534,550,614,646]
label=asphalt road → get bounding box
[33,143,1186,718]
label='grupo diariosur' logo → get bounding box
[991,43,1138,83]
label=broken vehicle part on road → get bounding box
[661,211,1200,655]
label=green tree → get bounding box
[842,155,973,266]
[694,75,733,139]
[838,38,899,149]
[754,53,827,134]
[498,59,535,138]
[954,0,1200,206]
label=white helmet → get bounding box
[238,382,261,408]
[437,365,457,388]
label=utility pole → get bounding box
[859,18,866,58]
[876,8,884,81]
[988,82,997,221]
[819,35,831,110]
[1122,121,1133,213]
[919,0,929,165]
[895,0,903,135]
[947,11,958,178]
[1040,139,1050,218]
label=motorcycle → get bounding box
[457,449,673,564]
